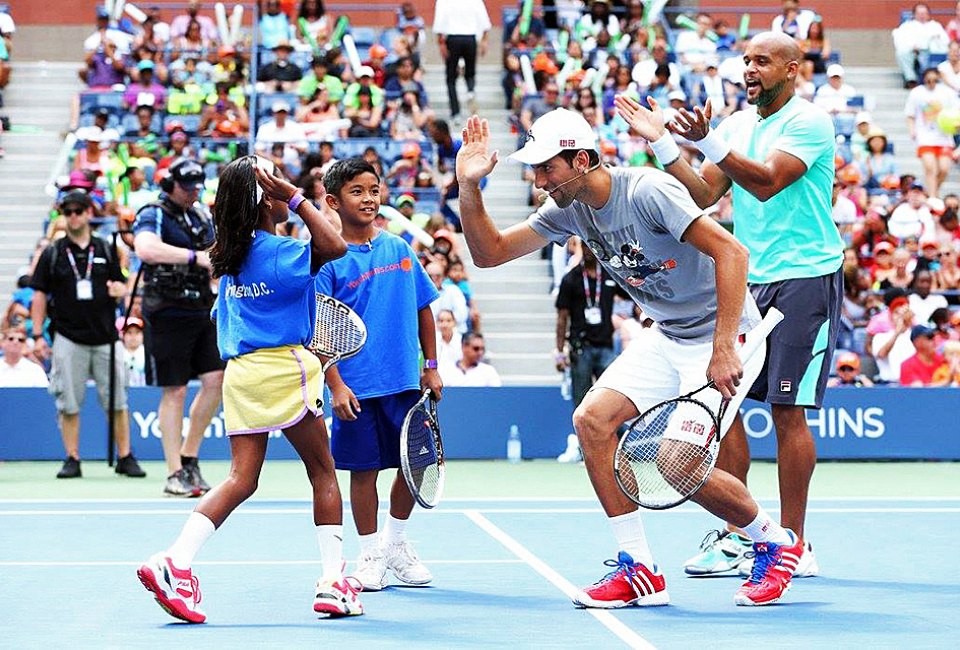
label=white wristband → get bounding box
[648,133,681,167]
[695,129,732,164]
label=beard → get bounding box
[747,78,789,107]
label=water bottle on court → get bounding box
[507,424,522,464]
[560,367,572,401]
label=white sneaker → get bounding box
[136,553,206,623]
[557,434,583,463]
[384,540,433,585]
[314,575,364,616]
[354,548,388,591]
[739,539,819,578]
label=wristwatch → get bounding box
[423,359,438,370]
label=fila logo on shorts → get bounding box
[779,380,792,393]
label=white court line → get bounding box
[465,510,655,650]
[2,506,960,517]
[0,495,958,505]
[0,559,524,568]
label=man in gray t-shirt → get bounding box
[456,108,803,609]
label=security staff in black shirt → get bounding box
[133,158,222,497]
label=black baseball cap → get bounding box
[59,190,93,210]
[169,158,205,190]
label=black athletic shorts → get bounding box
[145,311,225,387]
[746,268,843,409]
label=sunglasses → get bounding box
[470,345,485,351]
[61,207,87,216]
[838,365,855,372]
[6,336,26,343]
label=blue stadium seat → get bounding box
[78,112,121,129]
[121,111,163,136]
[928,53,948,67]
[256,92,301,121]
[848,95,865,109]
[349,26,379,50]
[79,91,125,115]
[332,138,434,165]
[834,114,856,138]
[163,113,202,135]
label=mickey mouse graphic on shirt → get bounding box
[585,238,677,288]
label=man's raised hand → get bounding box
[456,116,499,186]
[614,94,667,142]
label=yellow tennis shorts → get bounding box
[222,345,322,435]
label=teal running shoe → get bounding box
[684,530,753,576]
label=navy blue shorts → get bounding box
[331,390,421,471]
[746,268,844,409]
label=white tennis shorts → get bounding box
[592,325,766,437]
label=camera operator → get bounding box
[133,158,223,497]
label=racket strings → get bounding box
[311,301,365,355]
[404,406,442,505]
[616,400,718,509]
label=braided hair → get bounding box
[209,157,261,278]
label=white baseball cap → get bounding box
[855,111,872,125]
[356,65,375,78]
[827,63,844,78]
[509,108,598,165]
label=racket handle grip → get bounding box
[738,308,784,364]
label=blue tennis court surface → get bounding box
[2,497,957,648]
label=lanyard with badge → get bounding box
[583,266,603,326]
[66,245,95,301]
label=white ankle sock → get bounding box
[167,512,215,568]
[742,506,792,545]
[608,510,654,567]
[382,515,408,545]
[358,532,380,553]
[317,524,345,581]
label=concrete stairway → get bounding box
[845,65,960,197]
[422,63,558,385]
[0,60,81,289]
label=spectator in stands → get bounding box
[255,99,308,163]
[133,16,167,54]
[435,309,462,371]
[344,86,384,138]
[814,64,857,114]
[871,295,917,383]
[577,0,620,44]
[363,44,389,89]
[0,326,48,388]
[387,142,435,189]
[299,56,344,105]
[384,56,428,108]
[849,112,872,161]
[390,89,429,140]
[258,0,295,49]
[123,61,167,110]
[910,268,950,324]
[172,19,214,61]
[900,324,946,385]
[772,0,817,40]
[80,36,128,87]
[675,12,717,74]
[84,6,133,55]
[296,84,343,139]
[441,333,501,387]
[894,3,950,88]
[396,2,427,65]
[799,16,831,74]
[199,81,249,137]
[794,59,816,101]
[827,351,874,387]
[520,82,561,137]
[0,6,14,90]
[862,128,898,188]
[426,261,468,335]
[933,244,960,290]
[631,41,681,89]
[434,0,491,122]
[296,0,330,50]
[932,339,960,385]
[832,175,858,240]
[170,1,219,42]
[257,40,302,93]
[937,40,960,90]
[889,182,937,242]
[73,128,111,175]
[621,0,647,36]
[343,66,384,110]
[30,190,145,479]
[905,67,959,197]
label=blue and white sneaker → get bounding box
[684,530,753,576]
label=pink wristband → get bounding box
[287,192,306,212]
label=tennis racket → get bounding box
[309,293,367,372]
[614,308,785,510]
[400,389,445,509]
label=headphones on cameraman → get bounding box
[161,158,204,194]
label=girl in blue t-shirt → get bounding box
[137,156,365,623]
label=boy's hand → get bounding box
[421,368,443,401]
[331,383,361,421]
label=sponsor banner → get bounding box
[0,387,957,461]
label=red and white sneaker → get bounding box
[314,575,365,617]
[734,531,802,606]
[137,553,206,623]
[573,551,670,609]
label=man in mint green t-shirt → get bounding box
[616,32,843,582]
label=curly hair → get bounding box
[209,157,260,278]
